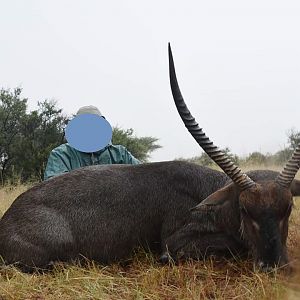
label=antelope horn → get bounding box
[276,144,300,188]
[168,43,255,190]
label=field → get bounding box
[0,169,300,300]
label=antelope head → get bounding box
[168,44,300,271]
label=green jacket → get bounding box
[44,143,140,180]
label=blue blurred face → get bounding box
[65,114,112,153]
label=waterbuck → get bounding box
[0,45,299,273]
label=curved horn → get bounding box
[276,144,300,188]
[168,44,255,190]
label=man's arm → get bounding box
[44,150,71,180]
[122,147,140,165]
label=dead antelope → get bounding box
[0,45,299,273]
[166,43,300,271]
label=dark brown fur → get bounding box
[178,180,294,271]
[0,162,299,272]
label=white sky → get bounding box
[1,1,300,161]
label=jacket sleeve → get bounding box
[44,150,71,180]
[122,147,140,165]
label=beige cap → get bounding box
[76,105,103,117]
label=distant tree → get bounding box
[176,128,300,169]
[245,152,267,166]
[16,100,68,181]
[273,148,293,166]
[0,88,163,183]
[287,128,300,151]
[0,88,27,185]
[271,129,300,166]
[187,152,212,167]
[223,147,240,165]
[176,147,239,167]
[0,88,68,184]
[112,127,161,162]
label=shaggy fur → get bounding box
[0,162,299,272]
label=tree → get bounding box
[176,147,239,167]
[0,88,68,184]
[0,88,27,185]
[273,148,293,166]
[0,87,162,183]
[287,128,300,151]
[272,129,300,166]
[112,127,161,162]
[245,152,267,166]
[15,100,68,181]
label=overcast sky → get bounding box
[1,1,300,161]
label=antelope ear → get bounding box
[291,179,300,197]
[190,183,239,211]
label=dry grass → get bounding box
[0,256,292,300]
[0,185,29,217]
[0,171,299,300]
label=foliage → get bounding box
[15,100,68,181]
[273,148,293,166]
[0,90,68,183]
[239,151,272,167]
[0,88,162,183]
[112,127,161,162]
[245,152,267,165]
[178,130,300,169]
[177,147,239,167]
[0,88,27,185]
[287,128,300,151]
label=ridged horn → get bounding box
[276,144,300,188]
[168,43,255,190]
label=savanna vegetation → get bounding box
[177,128,300,170]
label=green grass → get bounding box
[0,177,300,299]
